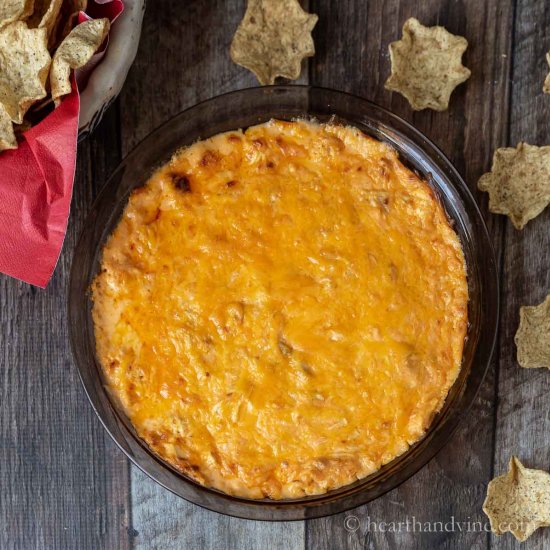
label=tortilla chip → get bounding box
[0,22,50,124]
[544,52,550,94]
[40,0,62,36]
[28,0,52,27]
[385,18,471,111]
[483,457,550,542]
[50,18,110,103]
[515,295,550,370]
[0,0,34,29]
[478,143,550,229]
[41,0,63,43]
[55,0,87,35]
[28,0,64,47]
[230,0,318,85]
[0,103,17,152]
[50,0,82,51]
[71,0,87,10]
[57,0,87,13]
[58,10,78,40]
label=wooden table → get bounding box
[1,1,549,548]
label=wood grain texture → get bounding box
[0,107,130,550]
[307,0,512,548]
[131,472,305,550]
[491,0,550,548]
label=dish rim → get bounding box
[69,85,499,521]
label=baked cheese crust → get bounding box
[91,120,468,499]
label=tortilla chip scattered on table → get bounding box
[544,53,550,94]
[0,0,34,28]
[0,21,50,124]
[50,17,110,103]
[515,294,550,370]
[483,457,550,542]
[385,18,471,111]
[230,0,318,85]
[478,143,550,229]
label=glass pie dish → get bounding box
[68,86,499,520]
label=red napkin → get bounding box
[0,80,79,287]
[0,0,124,288]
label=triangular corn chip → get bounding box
[385,18,471,111]
[0,102,17,151]
[0,22,50,124]
[50,18,110,103]
[483,457,550,542]
[0,0,34,29]
[230,0,318,85]
[478,143,550,229]
[515,294,550,370]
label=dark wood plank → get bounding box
[0,106,130,550]
[306,0,512,548]
[491,0,550,548]
[118,1,306,547]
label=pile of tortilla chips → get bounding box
[0,0,110,152]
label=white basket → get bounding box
[78,0,145,138]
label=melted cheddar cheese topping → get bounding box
[92,120,468,499]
